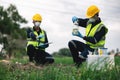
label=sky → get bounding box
[1,0,120,53]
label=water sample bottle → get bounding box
[72,22,79,35]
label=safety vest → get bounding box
[85,22,108,49]
[27,29,45,50]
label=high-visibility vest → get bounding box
[85,22,108,49]
[27,29,45,50]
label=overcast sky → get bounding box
[1,0,120,53]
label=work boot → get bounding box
[79,50,89,59]
[75,58,86,68]
[75,62,82,68]
[29,57,34,62]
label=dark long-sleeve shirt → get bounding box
[77,18,107,44]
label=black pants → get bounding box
[68,40,94,65]
[27,45,54,64]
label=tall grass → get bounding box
[0,56,120,80]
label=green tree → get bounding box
[0,4,27,38]
[0,4,28,59]
[53,48,71,57]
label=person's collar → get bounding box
[90,17,101,24]
[95,18,101,24]
[33,26,42,32]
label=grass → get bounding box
[0,56,120,80]
[54,56,73,64]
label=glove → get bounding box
[38,43,47,48]
[72,31,83,38]
[36,35,44,42]
[37,35,44,39]
[30,32,36,40]
[72,16,78,23]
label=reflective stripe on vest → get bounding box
[85,22,107,49]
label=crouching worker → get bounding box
[26,13,54,65]
[68,5,108,67]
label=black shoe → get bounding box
[75,62,82,68]
[75,58,86,68]
[79,51,89,59]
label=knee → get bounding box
[27,45,36,52]
[68,40,76,48]
[27,45,35,50]
[68,40,73,47]
[27,45,35,55]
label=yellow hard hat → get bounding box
[32,14,42,21]
[86,5,100,18]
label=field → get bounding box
[0,56,120,80]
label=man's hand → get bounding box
[72,16,78,23]
[36,35,44,42]
[72,31,83,38]
[72,16,79,25]
[37,35,44,39]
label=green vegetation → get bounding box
[52,48,71,57]
[0,4,27,59]
[0,56,120,80]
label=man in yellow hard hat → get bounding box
[68,5,108,67]
[26,13,54,65]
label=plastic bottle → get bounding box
[72,21,79,34]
